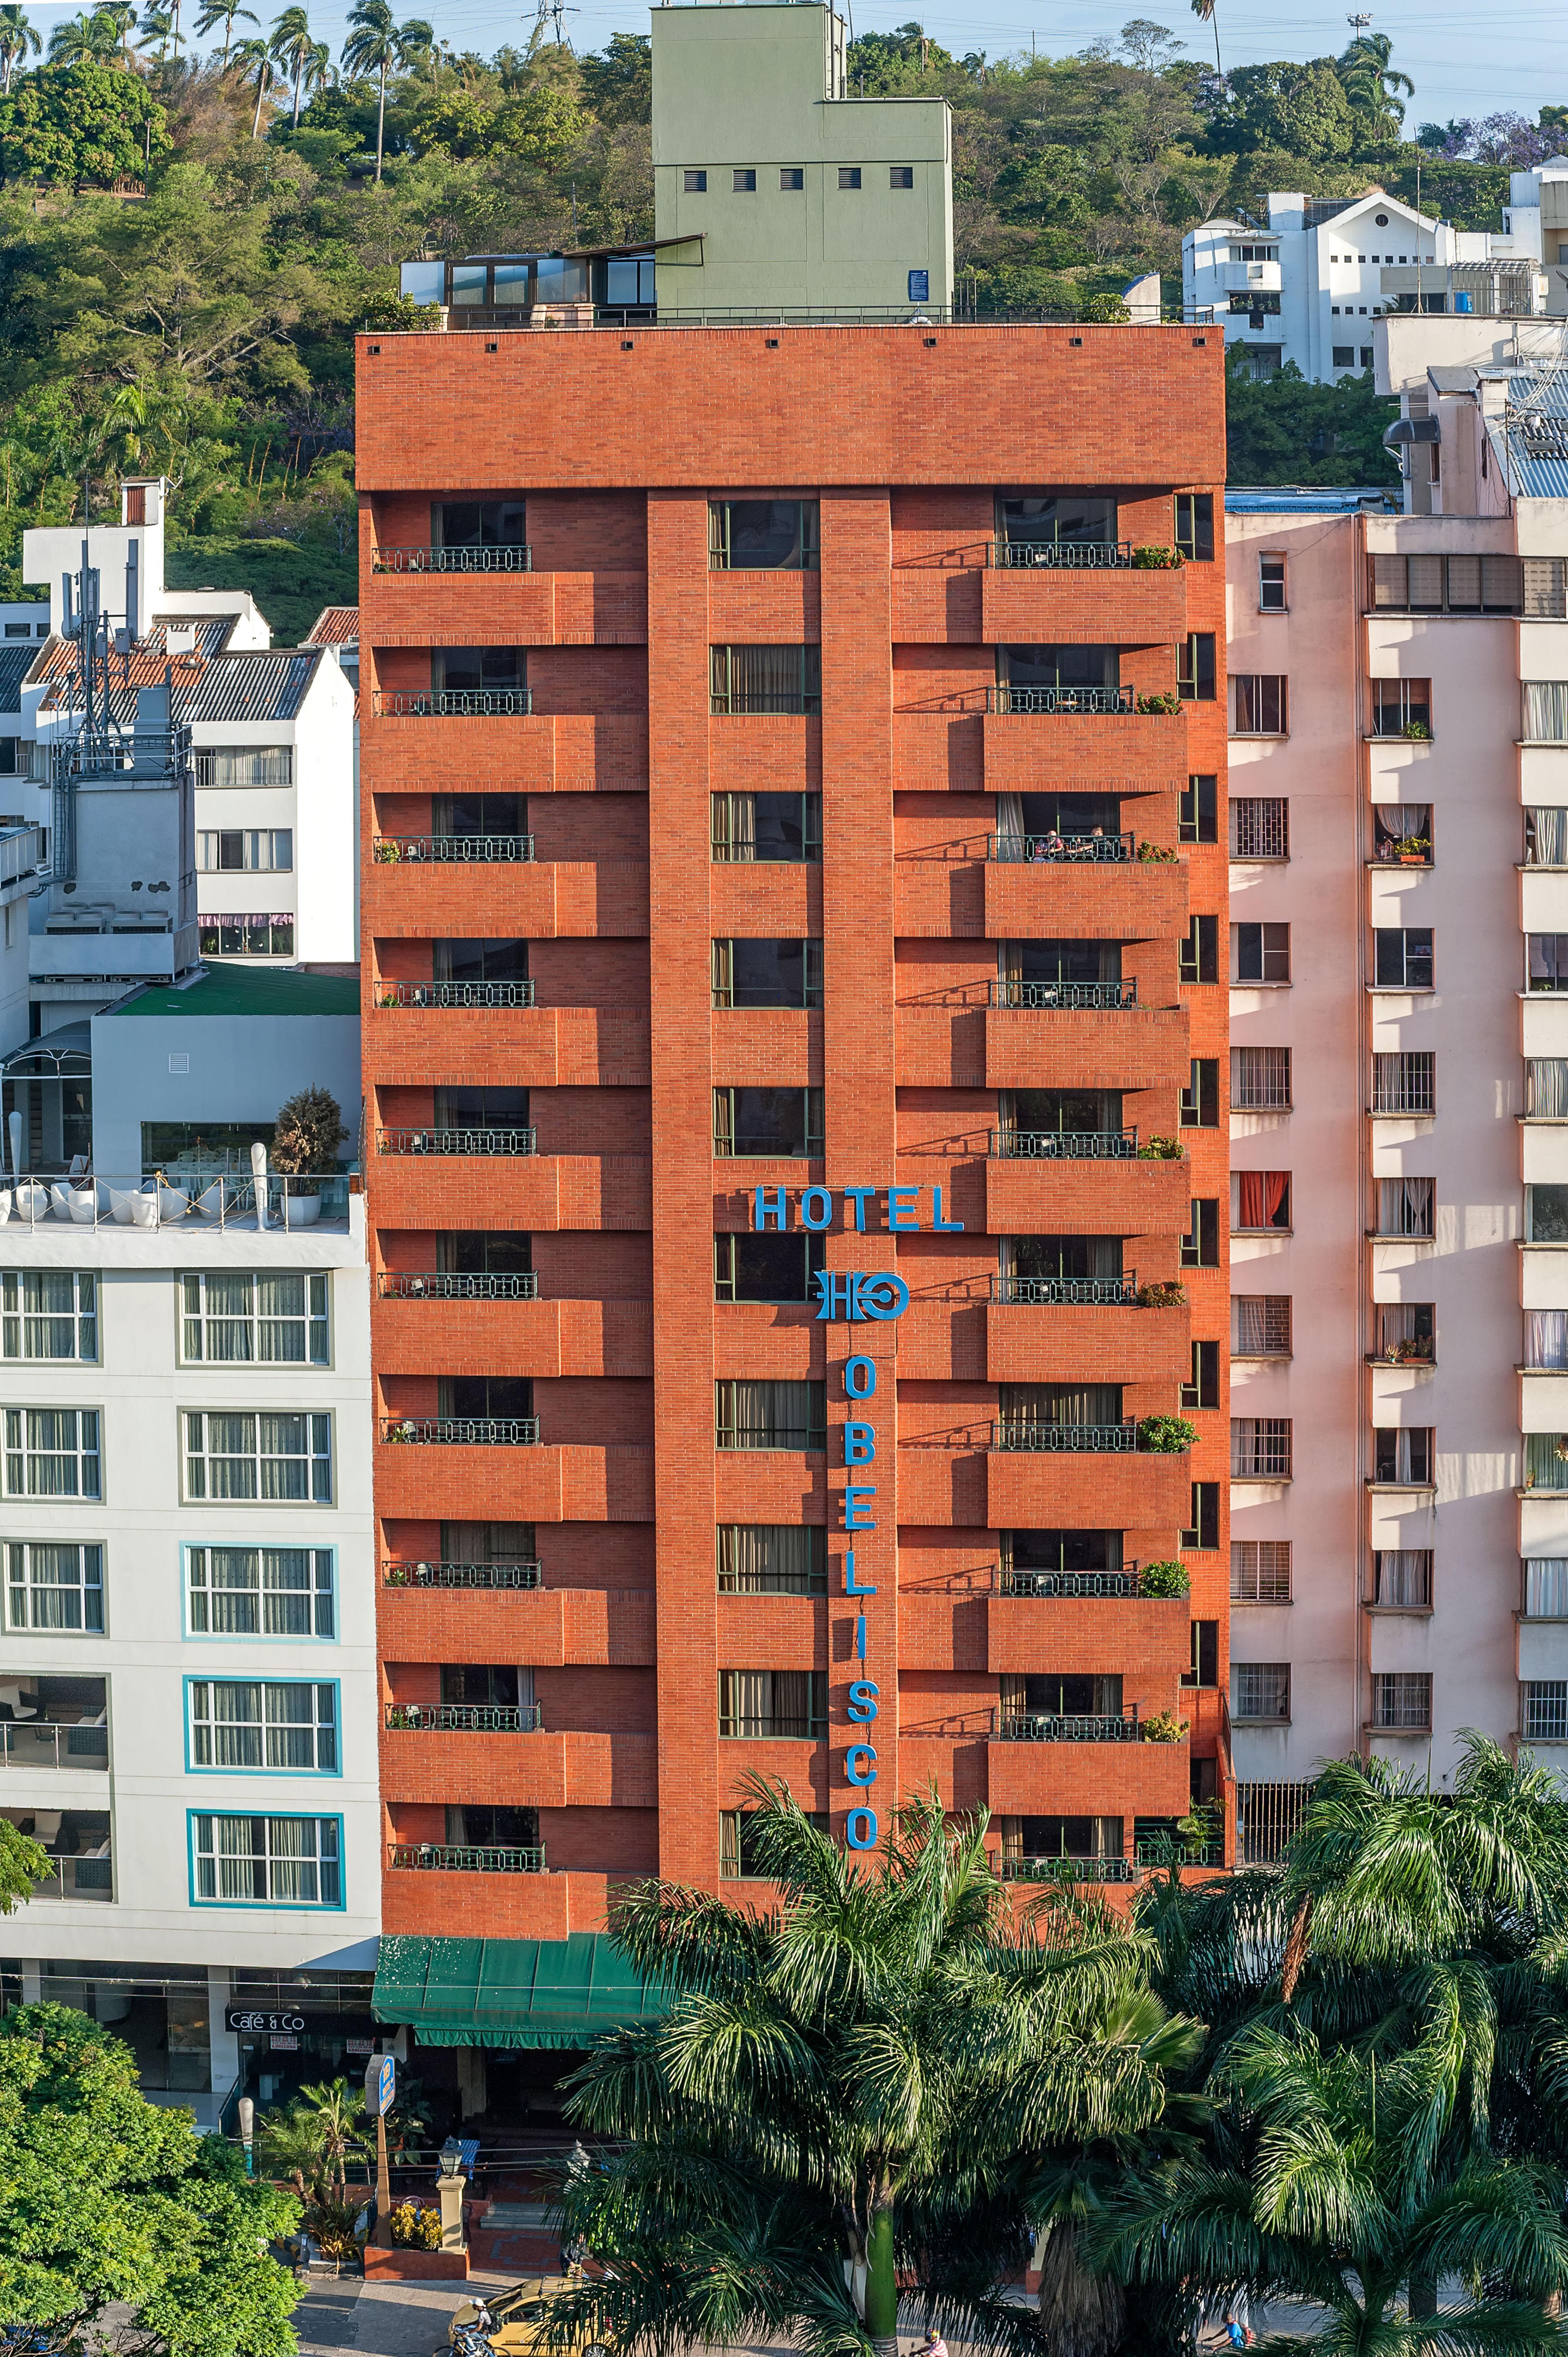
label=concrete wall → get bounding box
[90,1003,362,1176]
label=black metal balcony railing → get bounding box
[991,1128,1139,1160]
[988,685,1136,716]
[999,1568,1142,1599]
[994,1273,1136,1307]
[989,831,1136,863]
[0,1721,109,1769]
[1004,1855,1138,1881]
[385,1702,543,1732]
[379,1271,539,1302]
[377,1126,537,1158]
[377,690,533,718]
[379,980,535,1011]
[992,539,1157,570]
[384,1558,544,1589]
[993,1709,1142,1742]
[389,1843,546,1873]
[373,835,536,864]
[992,978,1138,1011]
[372,545,533,574]
[992,1419,1139,1453]
[381,1416,541,1446]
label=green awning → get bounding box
[373,1932,669,2050]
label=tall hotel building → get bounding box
[358,10,1231,2019]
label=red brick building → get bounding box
[356,320,1231,1959]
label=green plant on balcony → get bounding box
[1137,839,1178,862]
[1136,690,1182,715]
[1138,1413,1200,1453]
[1137,1135,1183,1159]
[384,1420,416,1444]
[1130,545,1183,568]
[1399,720,1432,740]
[1138,1559,1190,1598]
[1393,835,1430,860]
[1136,1280,1187,1308]
[374,840,402,863]
[1143,1709,1189,1743]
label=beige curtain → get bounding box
[995,794,1026,860]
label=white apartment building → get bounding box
[1225,402,1568,1848]
[0,972,377,2120]
[1185,162,1568,385]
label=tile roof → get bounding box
[36,638,322,725]
[306,606,360,645]
[0,644,35,715]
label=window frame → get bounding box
[1231,1295,1292,1358]
[1231,921,1291,984]
[196,829,293,875]
[1174,494,1214,563]
[1178,632,1217,701]
[2,1406,101,1500]
[1228,797,1288,860]
[1371,1051,1435,1115]
[188,1810,345,1909]
[713,1230,825,1304]
[181,1410,333,1506]
[186,1676,341,1775]
[4,1538,104,1632]
[1180,773,1217,844]
[179,1272,330,1368]
[1231,1416,1293,1480]
[184,1544,336,1640]
[1371,1670,1432,1731]
[1230,674,1288,735]
[1258,553,1287,611]
[0,1270,98,1363]
[1230,1540,1292,1602]
[1233,1662,1291,1722]
[1373,926,1435,991]
[1230,1046,1292,1110]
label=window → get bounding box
[1231,675,1287,734]
[721,1806,828,1876]
[1526,1434,1568,1490]
[1180,914,1218,983]
[838,166,861,189]
[1373,1427,1433,1484]
[1377,1302,1434,1363]
[1182,1341,1220,1409]
[1231,1048,1292,1110]
[711,938,823,1010]
[1525,685,1568,742]
[1237,346,1281,383]
[1525,1559,1568,1617]
[1526,809,1568,866]
[186,1547,335,1638]
[1372,1051,1434,1114]
[1528,1185,1568,1241]
[1232,1418,1292,1478]
[1373,803,1432,863]
[780,167,803,190]
[1373,928,1433,989]
[191,1812,341,1906]
[198,913,295,960]
[716,1526,827,1596]
[1332,345,1356,368]
[1525,1309,1568,1371]
[1182,1199,1220,1268]
[1174,493,1214,561]
[1182,1619,1220,1689]
[189,1680,338,1772]
[1259,554,1286,610]
[3,1408,100,1499]
[1231,1541,1291,1602]
[1377,1176,1434,1238]
[712,1086,823,1158]
[711,791,821,861]
[714,1231,824,1303]
[1522,560,1568,617]
[1178,633,1217,701]
[1,1272,96,1362]
[1368,553,1525,614]
[1183,1481,1220,1549]
[182,1412,332,1504]
[1230,798,1288,859]
[1371,1671,1431,1731]
[710,644,821,714]
[197,831,292,873]
[1232,1295,1291,1356]
[714,1380,826,1451]
[1372,1551,1432,1608]
[997,497,1118,555]
[1232,923,1290,983]
[733,167,756,190]
[432,500,527,550]
[193,748,293,789]
[709,504,820,571]
[684,168,706,191]
[1233,1663,1290,1722]
[1229,290,1282,315]
[5,1541,103,1631]
[1532,1061,1568,1120]
[1370,679,1432,736]
[718,1669,827,1738]
[181,1274,329,1366]
[1231,1171,1290,1230]
[1523,1681,1568,1742]
[1530,936,1568,993]
[1180,774,1217,843]
[1180,1059,1219,1128]
[890,164,914,187]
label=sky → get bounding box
[21,0,1568,152]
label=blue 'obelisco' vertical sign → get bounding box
[750,1184,962,1851]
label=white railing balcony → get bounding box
[0,1172,350,1232]
[0,826,48,892]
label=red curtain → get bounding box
[1238,1171,1290,1228]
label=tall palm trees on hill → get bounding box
[0,4,40,89]
[340,0,431,178]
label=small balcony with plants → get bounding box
[381,1375,540,1449]
[992,1673,1139,1742]
[385,1665,543,1735]
[374,791,534,866]
[389,1805,544,1877]
[991,940,1136,1013]
[376,1085,536,1161]
[376,937,534,1012]
[379,1233,538,1303]
[990,1386,1199,1457]
[375,647,531,719]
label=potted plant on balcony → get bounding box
[1138,1559,1189,1598]
[1142,1709,1189,1742]
[1394,835,1431,864]
[271,1085,347,1225]
[1399,720,1432,740]
[374,839,402,863]
[1137,1135,1183,1159]
[1137,839,1178,862]
[1137,1413,1200,1452]
[1136,1280,1187,1308]
[1136,690,1182,715]
[1131,545,1183,568]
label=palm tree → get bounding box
[48,8,119,64]
[193,0,250,60]
[133,4,171,61]
[296,33,332,103]
[340,0,428,178]
[267,0,311,124]
[95,0,136,63]
[1337,28,1415,137]
[231,33,270,130]
[1189,0,1220,77]
[0,4,40,89]
[552,1784,1201,2357]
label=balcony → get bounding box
[381,1416,541,1446]
[998,1568,1142,1598]
[384,1558,543,1589]
[991,979,1138,1012]
[994,1273,1137,1306]
[389,1842,545,1872]
[991,1419,1139,1453]
[988,686,1135,716]
[385,1702,543,1732]
[376,1127,537,1158]
[376,690,533,718]
[1003,1855,1137,1881]
[372,546,533,574]
[992,1709,1141,1742]
[992,541,1165,571]
[377,980,535,1011]
[990,1129,1140,1160]
[0,1721,108,1771]
[379,1271,539,1302]
[373,835,535,865]
[989,831,1135,863]
[0,1172,351,1234]
[2,1809,112,1898]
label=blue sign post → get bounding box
[365,2053,396,2245]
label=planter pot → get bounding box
[362,2245,469,2280]
[278,1191,322,1227]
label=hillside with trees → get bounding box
[0,8,1558,613]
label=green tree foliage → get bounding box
[575,30,648,125]
[0,58,170,185]
[0,2003,300,2357]
[1219,60,1355,159]
[1224,350,1402,486]
[0,1817,50,1910]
